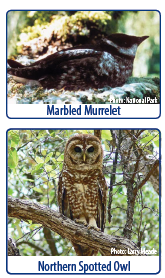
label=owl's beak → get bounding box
[83,153,86,162]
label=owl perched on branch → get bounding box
[58,134,107,256]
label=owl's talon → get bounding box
[75,219,88,226]
[87,225,101,232]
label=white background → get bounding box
[1,1,164,277]
[8,104,160,118]
[8,256,159,274]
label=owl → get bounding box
[58,134,107,256]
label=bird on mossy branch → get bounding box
[7,33,149,91]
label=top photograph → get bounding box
[7,10,160,105]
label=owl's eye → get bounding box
[74,146,82,153]
[87,146,94,153]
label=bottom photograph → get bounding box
[7,129,160,260]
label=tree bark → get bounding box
[8,196,144,256]
[8,238,20,256]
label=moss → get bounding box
[15,11,119,54]
[26,11,61,25]
[152,77,160,86]
[125,77,160,102]
[67,11,115,36]
[7,76,160,104]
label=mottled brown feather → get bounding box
[57,134,107,256]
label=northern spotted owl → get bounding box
[58,134,107,256]
[7,33,148,90]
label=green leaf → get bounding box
[141,135,154,144]
[154,139,159,147]
[56,152,61,157]
[35,163,44,170]
[59,162,63,171]
[8,131,20,148]
[104,140,110,151]
[52,158,57,164]
[38,130,47,138]
[118,187,123,193]
[8,188,14,195]
[57,154,64,162]
[35,156,44,163]
[45,165,54,172]
[102,130,112,141]
[42,150,47,156]
[33,187,43,194]
[48,130,56,137]
[23,178,34,182]
[45,152,53,163]
[31,163,44,174]
[29,223,40,229]
[8,149,18,169]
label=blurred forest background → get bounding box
[8,129,160,256]
[7,10,160,78]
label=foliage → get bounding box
[14,11,119,45]
[8,129,159,256]
[7,11,27,57]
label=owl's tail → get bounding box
[72,242,98,256]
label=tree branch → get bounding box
[43,227,59,256]
[133,159,159,196]
[8,196,144,256]
[16,240,50,256]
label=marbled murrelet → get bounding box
[7,33,148,91]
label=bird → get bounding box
[57,134,107,256]
[7,33,148,91]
